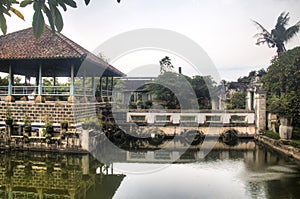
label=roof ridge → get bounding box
[45,26,86,56]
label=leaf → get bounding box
[84,0,90,5]
[64,0,77,8]
[57,0,67,11]
[0,5,11,16]
[53,6,63,32]
[20,0,33,7]
[43,5,55,33]
[32,9,45,38]
[0,13,7,34]
[10,7,25,20]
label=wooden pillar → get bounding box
[92,75,95,95]
[5,64,15,102]
[111,77,114,94]
[82,69,86,96]
[105,76,109,96]
[35,63,44,103]
[81,68,88,102]
[38,63,42,95]
[53,76,57,96]
[68,63,76,103]
[91,75,96,102]
[99,77,103,96]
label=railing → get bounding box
[0,85,113,100]
[0,86,8,96]
[74,86,93,96]
[42,86,70,96]
[12,86,38,96]
[100,90,113,97]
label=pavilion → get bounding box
[0,27,124,126]
[0,26,124,103]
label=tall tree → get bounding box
[227,92,246,110]
[262,46,300,121]
[253,12,300,54]
[159,56,174,74]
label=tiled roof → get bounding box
[0,26,124,76]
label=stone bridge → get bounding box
[125,110,259,137]
[117,80,266,137]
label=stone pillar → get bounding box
[279,117,293,139]
[246,90,254,111]
[211,97,218,110]
[82,155,90,175]
[254,90,266,133]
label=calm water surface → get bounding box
[0,140,300,199]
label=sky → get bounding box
[4,0,300,81]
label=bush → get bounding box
[263,130,280,140]
[289,140,300,149]
[144,100,153,109]
[129,102,137,109]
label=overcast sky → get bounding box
[5,0,300,81]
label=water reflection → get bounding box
[0,152,125,199]
[0,141,299,198]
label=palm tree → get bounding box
[253,12,300,54]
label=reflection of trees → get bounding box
[0,152,125,199]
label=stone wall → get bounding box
[0,101,98,125]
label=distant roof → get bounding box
[0,26,124,77]
[120,77,156,91]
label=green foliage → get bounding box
[144,100,153,108]
[5,108,12,120]
[238,70,257,83]
[0,74,26,86]
[227,92,246,109]
[145,72,215,109]
[128,102,137,109]
[190,75,215,108]
[145,72,182,109]
[0,0,24,34]
[253,12,300,54]
[136,100,143,106]
[289,140,300,149]
[159,56,174,73]
[23,114,31,127]
[262,46,300,118]
[42,115,53,128]
[0,75,9,86]
[0,0,92,38]
[263,130,280,140]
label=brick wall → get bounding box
[0,101,97,125]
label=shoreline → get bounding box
[255,134,300,164]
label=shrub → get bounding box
[144,100,153,109]
[263,130,280,140]
[289,140,300,149]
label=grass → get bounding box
[263,130,280,140]
[289,140,300,149]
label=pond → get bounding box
[0,140,299,199]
